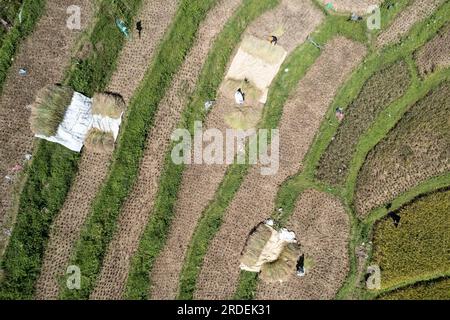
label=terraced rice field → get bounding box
[414,23,450,77]
[370,189,450,290]
[256,190,350,299]
[0,0,94,240]
[149,0,324,300]
[0,0,448,302]
[355,81,450,216]
[376,0,445,48]
[194,37,365,299]
[91,0,243,300]
[35,0,180,299]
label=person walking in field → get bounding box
[136,20,143,39]
[269,35,278,46]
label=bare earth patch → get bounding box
[256,189,350,300]
[414,23,450,77]
[90,0,244,300]
[149,0,324,300]
[194,37,366,300]
[34,0,179,299]
[376,0,445,48]
[0,0,93,232]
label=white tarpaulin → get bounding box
[35,92,123,152]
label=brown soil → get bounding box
[194,37,366,300]
[34,0,179,299]
[256,189,350,300]
[376,0,445,48]
[0,0,94,231]
[149,0,324,300]
[89,0,244,300]
[414,23,450,77]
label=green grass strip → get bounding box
[124,0,281,300]
[0,0,143,300]
[177,13,371,300]
[60,0,222,300]
[0,0,46,94]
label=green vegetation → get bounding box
[0,0,45,94]
[316,60,411,186]
[0,0,143,299]
[124,0,280,300]
[371,189,450,290]
[378,277,450,300]
[61,0,221,300]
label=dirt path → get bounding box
[194,37,366,300]
[149,0,324,300]
[0,0,93,235]
[256,189,350,299]
[35,0,179,299]
[89,0,244,300]
[376,0,445,48]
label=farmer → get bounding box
[136,20,143,39]
[235,88,245,105]
[269,35,278,46]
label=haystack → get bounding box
[224,104,263,130]
[30,85,74,136]
[92,93,125,119]
[84,128,115,153]
[240,223,273,271]
[260,243,301,283]
[240,220,300,282]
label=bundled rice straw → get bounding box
[260,243,301,283]
[30,85,74,136]
[222,78,263,104]
[240,224,273,270]
[84,128,115,153]
[92,93,125,118]
[240,35,287,65]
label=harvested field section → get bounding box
[0,0,93,227]
[379,278,450,300]
[35,0,179,299]
[370,190,450,290]
[106,1,178,103]
[150,0,324,300]
[414,23,450,77]
[257,190,350,299]
[61,0,225,300]
[316,60,411,186]
[34,150,112,299]
[90,0,243,300]
[355,81,450,216]
[376,0,445,48]
[194,38,366,300]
